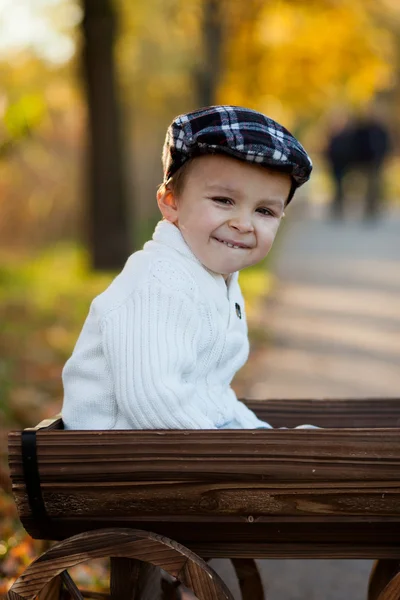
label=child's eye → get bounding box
[257,207,275,217]
[211,196,233,205]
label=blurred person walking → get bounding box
[325,109,390,221]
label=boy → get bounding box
[62,105,312,430]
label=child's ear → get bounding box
[157,187,179,223]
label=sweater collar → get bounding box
[151,219,238,291]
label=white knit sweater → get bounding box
[61,220,271,430]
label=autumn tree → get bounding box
[218,0,398,137]
[1,0,400,255]
[81,0,131,270]
[194,0,224,106]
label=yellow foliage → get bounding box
[219,0,398,123]
[4,94,45,139]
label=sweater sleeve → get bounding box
[100,280,217,429]
[232,394,273,429]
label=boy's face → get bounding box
[158,154,291,278]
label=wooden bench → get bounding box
[6,398,400,600]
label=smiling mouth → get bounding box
[213,237,250,249]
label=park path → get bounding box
[239,201,400,400]
[215,201,400,600]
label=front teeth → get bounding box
[218,238,241,249]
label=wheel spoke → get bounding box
[231,559,264,600]
[161,572,185,600]
[60,571,84,600]
[37,575,62,600]
[180,560,233,599]
[110,557,144,600]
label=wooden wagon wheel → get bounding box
[369,560,400,600]
[368,560,400,600]
[375,572,400,600]
[6,528,234,600]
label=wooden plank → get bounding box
[187,542,400,560]
[13,516,400,558]
[33,484,400,518]
[245,398,400,429]
[9,429,400,471]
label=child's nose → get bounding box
[228,213,254,232]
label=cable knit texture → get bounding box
[62,220,272,430]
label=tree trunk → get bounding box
[195,0,224,107]
[81,0,131,270]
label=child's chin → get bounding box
[208,262,240,276]
[203,254,250,274]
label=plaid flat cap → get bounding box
[162,105,312,188]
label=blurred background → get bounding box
[1,0,400,597]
